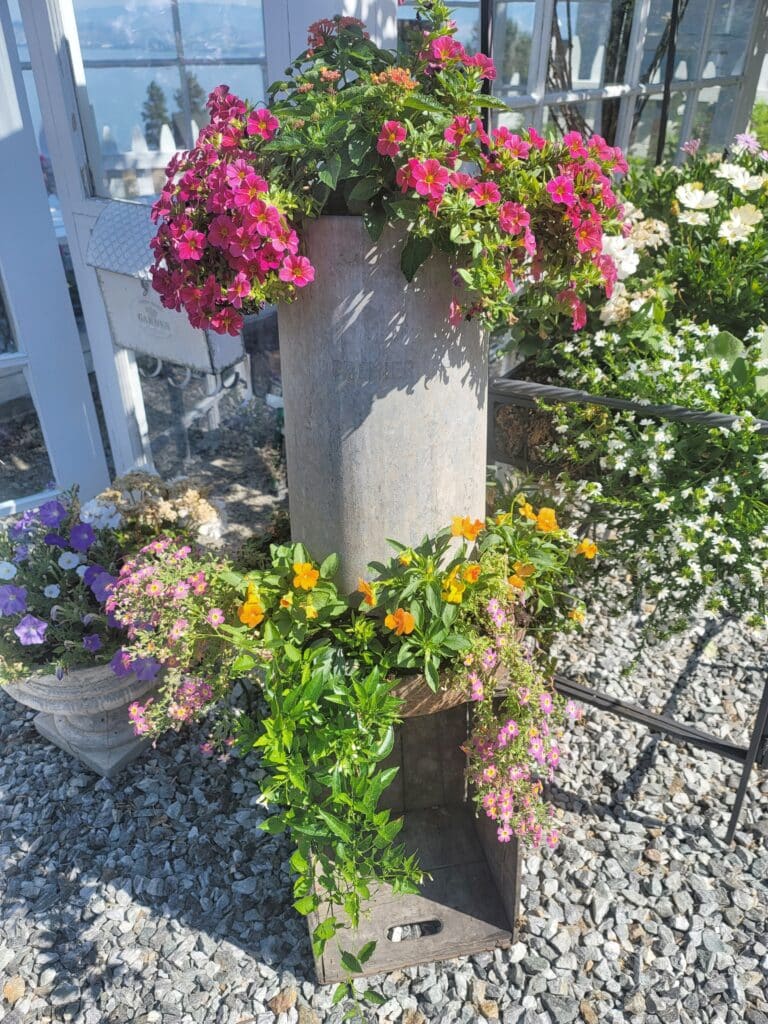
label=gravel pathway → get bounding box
[1,610,767,1024]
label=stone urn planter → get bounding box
[4,665,157,778]
[279,217,522,981]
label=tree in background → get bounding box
[173,72,208,144]
[141,80,170,150]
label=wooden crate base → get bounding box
[311,804,517,983]
[310,702,521,985]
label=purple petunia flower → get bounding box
[106,612,122,630]
[69,523,96,552]
[132,656,162,682]
[90,572,117,603]
[44,533,68,549]
[82,634,102,653]
[13,545,29,563]
[110,649,134,677]
[83,564,106,586]
[0,585,27,616]
[9,511,35,540]
[14,614,48,646]
[38,500,67,528]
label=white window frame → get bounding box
[0,1,109,513]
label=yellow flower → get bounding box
[238,584,265,627]
[279,593,293,609]
[304,602,318,620]
[528,726,539,738]
[398,551,413,566]
[569,608,585,624]
[293,561,320,590]
[462,563,481,584]
[495,512,511,525]
[518,500,537,521]
[357,578,377,607]
[442,566,466,604]
[508,574,526,590]
[451,515,484,542]
[384,607,415,635]
[513,561,535,578]
[575,538,598,559]
[535,507,559,533]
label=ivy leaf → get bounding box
[358,940,377,964]
[401,235,432,282]
[363,989,386,1005]
[260,816,287,835]
[314,918,338,942]
[232,653,256,674]
[373,725,395,760]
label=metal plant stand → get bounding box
[489,376,768,843]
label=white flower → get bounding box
[675,183,720,209]
[678,210,709,226]
[601,234,640,280]
[58,552,81,570]
[714,162,767,193]
[729,203,763,228]
[43,584,60,599]
[0,561,17,580]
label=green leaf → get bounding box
[707,330,745,367]
[348,133,370,166]
[373,725,395,760]
[320,552,340,579]
[340,950,363,974]
[363,989,386,1005]
[318,152,342,189]
[385,197,420,220]
[358,940,377,964]
[402,93,448,114]
[316,807,354,844]
[401,235,432,282]
[314,918,338,942]
[348,176,381,202]
[232,653,256,674]
[290,848,309,874]
[363,206,386,242]
[293,894,317,915]
[260,816,287,835]
[331,982,349,1005]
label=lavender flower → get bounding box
[44,533,68,549]
[69,522,96,552]
[82,634,102,653]
[110,649,134,677]
[38,500,67,527]
[133,656,162,682]
[13,614,48,646]
[0,585,27,616]
[90,572,117,603]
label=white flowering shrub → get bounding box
[539,309,768,634]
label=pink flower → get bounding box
[376,120,406,157]
[566,700,582,721]
[172,581,190,601]
[448,299,463,326]
[444,116,471,146]
[465,53,497,80]
[206,608,225,626]
[411,159,449,200]
[469,181,501,207]
[546,175,576,206]
[429,35,465,63]
[448,171,475,191]
[556,287,587,330]
[170,617,189,641]
[199,741,215,756]
[497,823,513,843]
[210,308,243,336]
[527,127,546,150]
[177,230,206,261]
[574,219,602,255]
[546,829,560,849]
[563,131,588,158]
[278,255,315,287]
[247,107,279,140]
[498,201,530,235]
[539,692,554,715]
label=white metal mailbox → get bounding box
[86,201,244,374]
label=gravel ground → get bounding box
[1,608,767,1024]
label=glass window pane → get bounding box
[704,0,758,79]
[548,1,635,91]
[542,98,609,138]
[0,366,55,502]
[187,63,267,114]
[0,281,18,356]
[73,0,176,62]
[628,89,691,161]
[493,3,535,95]
[690,83,737,149]
[179,0,265,60]
[397,1,481,53]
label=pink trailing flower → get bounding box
[278,255,315,287]
[410,158,449,200]
[444,116,471,146]
[546,175,577,206]
[469,181,501,207]
[376,120,407,157]
[247,107,279,140]
[498,201,530,235]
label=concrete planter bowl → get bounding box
[4,665,157,778]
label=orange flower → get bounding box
[279,593,293,609]
[569,608,585,623]
[384,607,415,636]
[462,563,481,584]
[575,538,598,559]
[519,500,536,521]
[371,66,418,90]
[508,574,526,590]
[238,584,265,627]
[442,567,466,604]
[513,561,535,578]
[398,551,413,566]
[357,578,377,607]
[293,561,320,590]
[535,507,559,533]
[451,515,484,542]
